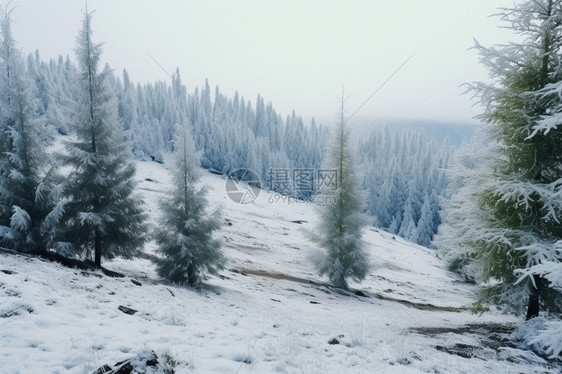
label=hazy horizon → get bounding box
[10,0,514,125]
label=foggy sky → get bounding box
[11,0,515,125]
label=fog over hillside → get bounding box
[351,119,475,146]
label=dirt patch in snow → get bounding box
[233,268,319,285]
[237,267,469,312]
[375,293,467,312]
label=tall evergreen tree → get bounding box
[60,9,147,266]
[435,137,492,280]
[0,6,61,253]
[439,0,562,318]
[312,96,370,289]
[398,190,417,239]
[415,195,435,247]
[155,117,223,286]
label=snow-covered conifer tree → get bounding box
[0,7,62,253]
[60,9,147,266]
[398,190,417,239]
[312,97,370,289]
[434,137,494,280]
[438,0,562,318]
[155,117,223,286]
[415,195,435,247]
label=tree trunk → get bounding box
[94,228,101,267]
[187,263,197,286]
[526,274,542,320]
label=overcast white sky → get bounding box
[10,0,515,125]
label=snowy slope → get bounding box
[0,160,559,373]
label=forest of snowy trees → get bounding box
[25,53,328,195]
[0,4,456,263]
[358,128,453,246]
[20,49,453,247]
[0,3,454,289]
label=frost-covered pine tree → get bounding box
[415,194,437,247]
[60,9,147,266]
[155,117,223,286]
[312,97,370,289]
[0,7,62,253]
[438,0,562,318]
[398,190,417,239]
[434,137,492,281]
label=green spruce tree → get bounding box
[155,117,223,286]
[438,0,562,318]
[60,9,147,266]
[0,6,62,253]
[312,96,370,289]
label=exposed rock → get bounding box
[1,269,16,275]
[290,220,308,224]
[355,290,368,297]
[328,338,340,345]
[396,358,411,365]
[92,350,160,374]
[118,305,137,315]
[130,279,142,286]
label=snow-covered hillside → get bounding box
[0,160,559,373]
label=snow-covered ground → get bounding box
[0,160,559,373]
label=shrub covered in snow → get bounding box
[512,317,562,359]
